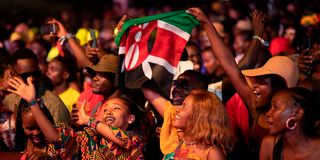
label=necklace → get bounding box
[182,138,197,145]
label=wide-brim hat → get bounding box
[86,54,119,74]
[241,56,299,88]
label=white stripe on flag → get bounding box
[142,61,152,79]
[157,20,190,41]
[118,47,126,55]
[147,55,177,74]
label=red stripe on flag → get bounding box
[149,27,187,67]
[123,21,157,71]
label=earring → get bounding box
[286,117,297,130]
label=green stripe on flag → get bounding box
[115,10,199,46]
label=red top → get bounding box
[77,87,104,117]
[226,93,250,145]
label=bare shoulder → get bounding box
[260,135,277,160]
[207,147,226,160]
[303,138,320,160]
[262,135,277,146]
[311,138,320,154]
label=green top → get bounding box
[114,10,199,46]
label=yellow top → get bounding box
[59,87,80,113]
[160,101,181,154]
[164,140,215,160]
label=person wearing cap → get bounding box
[187,8,300,159]
[75,54,121,119]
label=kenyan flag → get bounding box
[115,10,199,98]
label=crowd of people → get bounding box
[0,0,320,159]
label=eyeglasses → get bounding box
[19,70,41,80]
[172,79,191,90]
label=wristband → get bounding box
[27,100,37,107]
[253,35,269,47]
[87,117,100,130]
[64,33,75,40]
[59,33,75,45]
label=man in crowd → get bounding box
[142,69,210,154]
[2,48,70,124]
[76,53,120,118]
[46,56,80,113]
[2,48,70,151]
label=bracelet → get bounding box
[253,35,269,47]
[87,117,100,130]
[58,33,75,45]
[27,100,37,107]
[64,33,75,40]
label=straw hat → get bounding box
[242,56,299,88]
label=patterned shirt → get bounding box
[0,107,16,151]
[77,126,144,160]
[47,123,79,160]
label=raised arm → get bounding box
[114,15,168,116]
[48,19,90,67]
[141,87,168,117]
[222,10,268,103]
[7,77,59,143]
[238,10,268,69]
[187,8,252,107]
[76,102,126,147]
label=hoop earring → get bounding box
[286,117,297,130]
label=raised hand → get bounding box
[186,8,210,24]
[71,103,80,125]
[114,15,128,37]
[251,9,268,37]
[7,77,35,103]
[85,43,106,64]
[48,18,68,38]
[298,49,313,74]
[76,100,90,126]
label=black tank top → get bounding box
[273,136,283,160]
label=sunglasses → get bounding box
[19,70,41,80]
[172,79,191,90]
[88,69,115,81]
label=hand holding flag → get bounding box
[115,10,199,98]
[186,8,211,24]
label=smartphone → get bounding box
[40,24,57,35]
[304,38,312,75]
[89,29,97,48]
[307,38,311,55]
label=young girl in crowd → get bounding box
[187,7,300,159]
[163,90,233,160]
[260,87,320,160]
[19,103,59,159]
[76,96,144,159]
[7,76,144,159]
